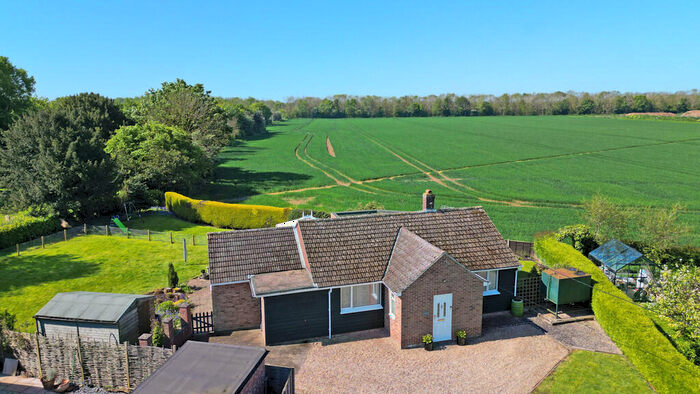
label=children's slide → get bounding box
[112,218,128,234]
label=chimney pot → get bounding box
[422,190,435,211]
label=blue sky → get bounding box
[1,1,698,100]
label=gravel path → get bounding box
[295,324,569,394]
[186,278,211,314]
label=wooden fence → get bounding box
[507,239,535,259]
[3,330,172,392]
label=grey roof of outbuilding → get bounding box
[34,292,153,323]
[133,341,267,394]
[208,226,303,285]
[207,207,520,289]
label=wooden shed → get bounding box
[34,292,154,344]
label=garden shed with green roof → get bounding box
[34,292,155,344]
[589,239,659,297]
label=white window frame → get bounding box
[389,292,396,319]
[340,283,383,314]
[481,269,500,296]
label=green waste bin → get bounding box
[511,297,524,317]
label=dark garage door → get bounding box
[264,290,328,345]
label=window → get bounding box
[482,270,499,295]
[389,292,396,318]
[340,283,382,314]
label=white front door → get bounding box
[432,293,452,342]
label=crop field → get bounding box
[199,116,700,241]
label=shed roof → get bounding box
[589,239,652,272]
[34,292,153,324]
[133,341,267,394]
[250,269,316,296]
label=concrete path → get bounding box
[0,376,51,394]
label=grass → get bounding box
[0,215,224,332]
[196,116,700,242]
[534,350,653,393]
[534,236,700,393]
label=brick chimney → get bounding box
[422,189,435,211]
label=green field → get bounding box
[0,216,222,331]
[534,350,653,393]
[198,116,700,242]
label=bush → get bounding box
[151,319,164,347]
[534,236,700,393]
[0,211,61,249]
[167,263,179,289]
[165,191,291,229]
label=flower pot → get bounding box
[457,337,466,346]
[41,378,55,390]
[424,342,433,351]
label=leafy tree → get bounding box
[635,203,690,264]
[477,100,494,116]
[676,97,690,113]
[555,224,598,255]
[105,122,209,205]
[613,96,630,114]
[649,266,700,364]
[137,79,232,158]
[455,96,471,116]
[632,94,653,112]
[249,102,272,124]
[581,194,634,243]
[577,98,596,114]
[0,56,36,130]
[553,98,571,115]
[0,93,126,218]
[168,262,179,288]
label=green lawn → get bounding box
[535,350,653,393]
[0,215,224,332]
[197,116,699,242]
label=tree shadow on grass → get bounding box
[202,167,312,202]
[0,253,100,294]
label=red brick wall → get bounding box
[385,289,402,348]
[399,255,483,348]
[211,282,261,332]
[240,361,265,394]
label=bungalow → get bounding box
[208,193,520,348]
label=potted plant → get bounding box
[422,334,433,351]
[41,368,57,390]
[456,329,467,346]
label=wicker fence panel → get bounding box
[3,330,172,391]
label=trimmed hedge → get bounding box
[0,212,61,250]
[534,236,700,393]
[165,192,291,229]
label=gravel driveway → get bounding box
[294,323,568,394]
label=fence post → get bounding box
[83,223,87,235]
[16,244,19,256]
[41,236,45,249]
[105,225,109,236]
[192,234,195,246]
[63,229,67,242]
[147,229,151,241]
[126,227,129,239]
[34,332,43,379]
[124,342,131,392]
[170,232,173,244]
[76,336,85,383]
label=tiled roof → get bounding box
[250,269,315,296]
[207,207,520,288]
[207,227,303,285]
[298,208,519,287]
[383,228,446,294]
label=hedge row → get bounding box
[164,192,291,229]
[0,212,61,250]
[534,236,700,393]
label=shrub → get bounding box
[151,319,164,347]
[165,191,291,229]
[156,300,178,315]
[0,211,61,249]
[534,236,700,393]
[167,263,179,289]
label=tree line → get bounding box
[0,57,271,219]
[260,91,699,119]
